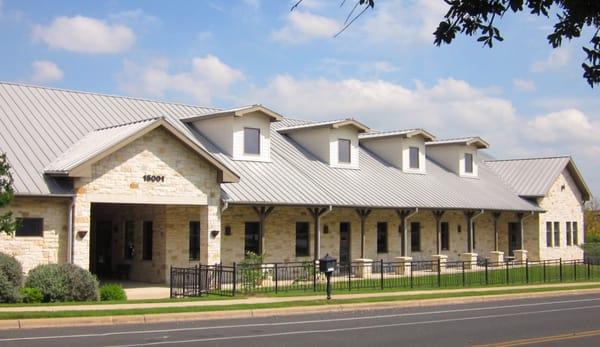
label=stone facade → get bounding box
[72,126,222,273]
[220,206,541,265]
[0,197,70,274]
[538,169,585,260]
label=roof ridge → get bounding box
[0,80,222,112]
[95,116,162,131]
[428,136,481,142]
[485,155,571,162]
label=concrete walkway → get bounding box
[1,282,598,313]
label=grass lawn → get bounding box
[1,283,599,320]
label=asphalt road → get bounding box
[2,292,600,347]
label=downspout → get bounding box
[403,208,419,257]
[67,198,75,264]
[469,209,485,253]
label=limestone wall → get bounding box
[221,206,542,264]
[538,169,585,260]
[0,197,70,274]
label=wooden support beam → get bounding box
[355,208,372,259]
[516,212,525,250]
[396,209,417,257]
[463,210,476,253]
[252,206,275,255]
[492,212,502,252]
[432,210,445,255]
[308,207,332,261]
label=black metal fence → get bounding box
[170,258,600,298]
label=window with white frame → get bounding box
[464,153,474,173]
[338,139,351,163]
[243,127,260,155]
[546,221,553,247]
[409,147,420,169]
[573,221,579,245]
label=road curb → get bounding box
[2,287,600,330]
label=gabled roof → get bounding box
[0,82,229,195]
[45,117,239,182]
[359,128,436,142]
[485,156,591,201]
[277,118,370,134]
[181,104,284,122]
[426,136,489,149]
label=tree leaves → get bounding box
[0,153,16,235]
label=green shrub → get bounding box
[25,264,99,302]
[0,252,22,288]
[19,287,43,303]
[100,283,127,301]
[583,242,600,258]
[0,271,19,303]
[239,251,270,291]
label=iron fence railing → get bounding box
[170,258,600,298]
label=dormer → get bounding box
[278,119,370,169]
[426,137,489,178]
[183,105,283,162]
[359,129,435,174]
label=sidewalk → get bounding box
[2,282,599,313]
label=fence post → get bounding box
[380,259,384,290]
[560,258,563,282]
[274,263,278,294]
[410,262,414,289]
[437,258,441,288]
[348,263,352,291]
[313,261,317,292]
[573,260,577,281]
[232,262,237,296]
[588,260,591,280]
[525,259,529,284]
[169,266,173,299]
[462,261,465,287]
[505,260,509,284]
[485,258,489,285]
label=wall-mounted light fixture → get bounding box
[323,225,329,234]
[210,229,220,238]
[225,226,232,236]
[77,230,88,239]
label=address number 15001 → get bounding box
[143,175,165,183]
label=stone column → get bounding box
[513,249,528,262]
[72,191,91,270]
[394,256,412,275]
[202,203,222,265]
[354,258,373,278]
[461,252,478,270]
[431,254,447,272]
[489,251,504,264]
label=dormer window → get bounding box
[464,153,473,173]
[409,147,420,169]
[244,127,260,155]
[338,139,351,163]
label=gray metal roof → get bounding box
[359,128,436,141]
[0,81,547,211]
[485,156,591,200]
[0,82,219,195]
[277,118,370,133]
[427,136,489,149]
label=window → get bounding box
[410,222,421,252]
[441,222,450,251]
[409,147,420,169]
[243,127,260,155]
[464,153,474,173]
[244,222,260,255]
[566,222,572,246]
[295,222,310,257]
[573,222,579,245]
[189,221,200,261]
[554,221,560,247]
[377,222,388,253]
[142,221,153,260]
[546,222,553,247]
[15,218,43,237]
[338,139,351,163]
[124,221,134,260]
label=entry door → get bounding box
[95,221,113,277]
[508,222,520,256]
[339,222,351,264]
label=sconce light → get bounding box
[323,225,329,234]
[457,225,462,233]
[561,184,565,191]
[77,230,88,239]
[210,229,220,238]
[225,226,232,236]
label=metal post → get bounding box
[169,266,173,299]
[348,263,352,291]
[232,262,237,296]
[560,258,563,282]
[183,267,187,296]
[526,259,529,284]
[313,260,317,292]
[380,259,384,290]
[505,260,509,284]
[274,263,278,294]
[574,260,577,281]
[410,261,414,289]
[588,260,591,280]
[437,258,441,287]
[462,261,465,287]
[485,258,489,285]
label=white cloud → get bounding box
[32,16,135,54]
[29,60,63,83]
[271,11,340,43]
[108,9,160,27]
[119,55,244,104]
[513,79,536,92]
[242,0,260,9]
[527,109,597,144]
[361,0,448,44]
[531,48,570,72]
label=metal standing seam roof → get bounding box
[484,156,591,200]
[426,136,490,149]
[359,129,436,141]
[0,82,220,195]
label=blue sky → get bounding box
[0,0,598,198]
